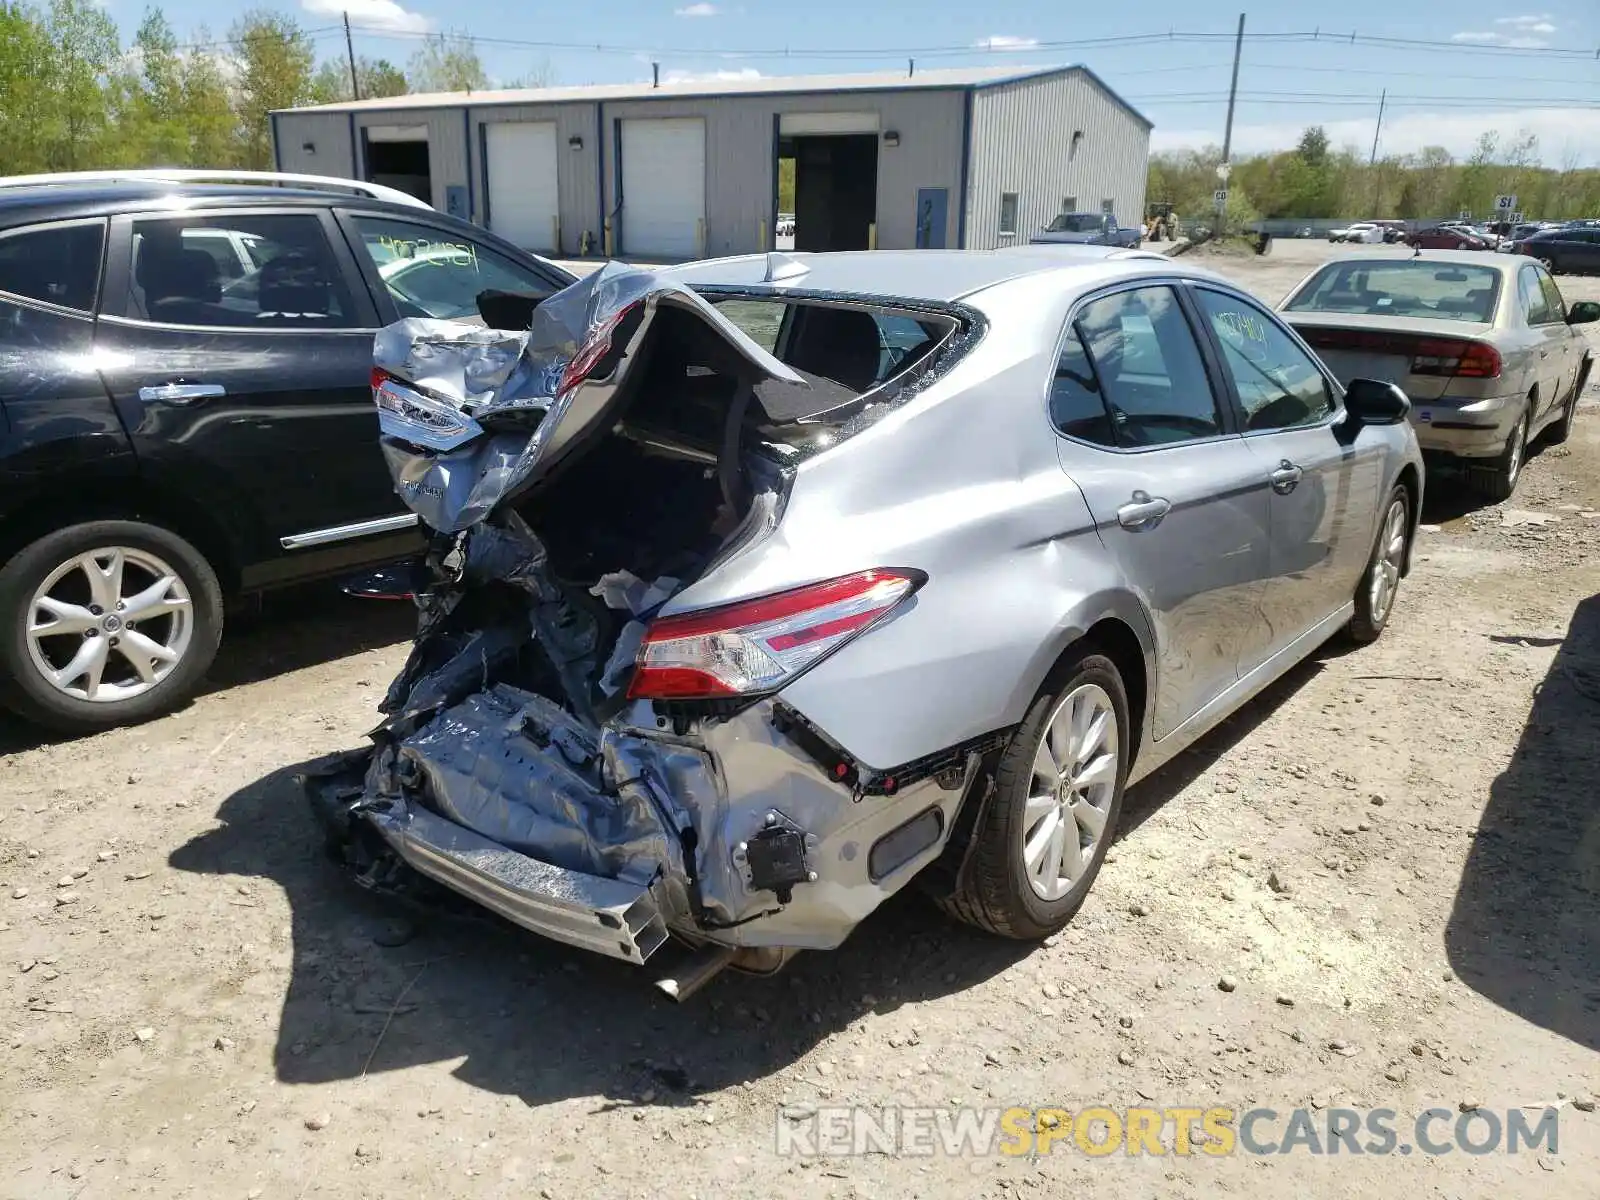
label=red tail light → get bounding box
[1299,329,1500,380]
[627,569,924,701]
[1410,338,1501,379]
[556,301,641,396]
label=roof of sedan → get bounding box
[665,247,1188,304]
[1323,249,1525,273]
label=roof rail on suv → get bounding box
[0,169,432,211]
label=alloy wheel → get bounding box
[1368,498,1407,624]
[1021,683,1120,901]
[25,547,194,703]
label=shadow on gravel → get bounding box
[1446,591,1600,1052]
[169,760,1035,1108]
[0,590,412,756]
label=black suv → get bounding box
[0,179,575,732]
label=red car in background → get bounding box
[1406,224,1492,250]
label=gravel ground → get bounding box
[2,242,1597,1199]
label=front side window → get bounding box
[1060,285,1224,448]
[999,193,1019,236]
[352,215,559,321]
[1518,266,1555,324]
[0,222,104,312]
[1194,288,1334,432]
[128,214,352,328]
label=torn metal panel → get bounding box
[373,262,805,535]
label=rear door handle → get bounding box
[1270,460,1303,494]
[1117,493,1171,530]
[138,382,226,405]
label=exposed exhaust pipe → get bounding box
[654,944,736,1002]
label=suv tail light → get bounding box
[371,366,474,441]
[1409,339,1501,379]
[628,569,924,700]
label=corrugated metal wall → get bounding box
[599,89,966,257]
[352,109,468,213]
[965,72,1151,251]
[472,104,601,256]
[273,112,357,179]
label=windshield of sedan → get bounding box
[1283,261,1501,323]
[1046,213,1107,233]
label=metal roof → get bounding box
[275,63,1151,128]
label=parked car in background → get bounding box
[0,173,575,732]
[1328,222,1384,244]
[308,247,1423,986]
[1373,220,1407,244]
[1280,251,1596,500]
[1513,226,1600,275]
[1406,224,1490,251]
[1031,211,1142,248]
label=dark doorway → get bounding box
[779,134,878,252]
[364,138,432,204]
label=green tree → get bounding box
[406,31,487,93]
[181,27,239,167]
[229,9,314,168]
[309,55,409,104]
[1296,126,1330,168]
[43,0,120,169]
[112,7,188,166]
[0,2,54,172]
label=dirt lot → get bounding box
[2,242,1598,1199]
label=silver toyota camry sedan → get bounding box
[305,247,1423,996]
[1279,250,1597,500]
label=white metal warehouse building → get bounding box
[270,64,1151,260]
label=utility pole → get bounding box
[1218,12,1246,235]
[344,12,361,101]
[1369,88,1386,216]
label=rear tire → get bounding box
[937,650,1129,940]
[1468,403,1531,503]
[1349,486,1410,644]
[0,520,223,733]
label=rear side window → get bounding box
[0,222,104,312]
[1518,267,1555,324]
[711,298,952,394]
[128,214,353,328]
[1058,286,1224,448]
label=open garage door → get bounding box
[620,117,705,259]
[484,122,560,253]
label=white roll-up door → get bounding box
[620,118,705,259]
[484,122,560,252]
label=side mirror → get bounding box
[1568,300,1600,326]
[1344,378,1410,426]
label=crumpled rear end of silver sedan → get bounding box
[303,248,1423,997]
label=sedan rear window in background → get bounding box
[1285,261,1501,323]
[0,222,104,312]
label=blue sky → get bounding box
[127,0,1600,161]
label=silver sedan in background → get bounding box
[1278,251,1598,500]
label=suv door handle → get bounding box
[1270,460,1303,494]
[1117,493,1171,530]
[138,382,226,405]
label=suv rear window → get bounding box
[0,222,104,312]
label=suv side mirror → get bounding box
[1344,378,1410,425]
[1568,300,1600,326]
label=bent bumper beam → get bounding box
[368,805,670,964]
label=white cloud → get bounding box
[1449,19,1553,48]
[974,35,1038,51]
[1450,31,1499,42]
[659,66,761,84]
[1151,107,1600,164]
[303,0,432,34]
[1495,13,1555,31]
[674,3,719,15]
